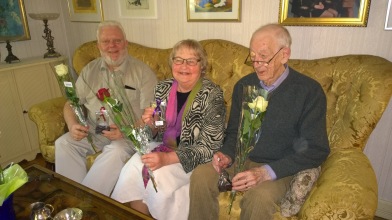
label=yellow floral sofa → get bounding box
[28,39,392,219]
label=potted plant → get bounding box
[0,163,28,219]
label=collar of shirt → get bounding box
[260,64,289,92]
[99,56,129,74]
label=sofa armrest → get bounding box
[28,97,67,162]
[299,148,378,219]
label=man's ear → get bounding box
[281,47,291,64]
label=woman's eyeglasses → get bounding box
[172,57,201,66]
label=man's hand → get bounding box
[231,166,272,191]
[212,152,232,173]
[69,124,89,141]
[102,124,123,140]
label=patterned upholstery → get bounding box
[28,39,392,219]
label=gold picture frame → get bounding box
[67,0,104,22]
[187,0,241,22]
[278,0,371,27]
[386,0,392,30]
[0,0,30,41]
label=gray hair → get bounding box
[96,20,127,42]
[251,23,292,48]
[169,39,208,76]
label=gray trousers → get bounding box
[55,132,134,196]
[189,160,293,220]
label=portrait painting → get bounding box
[279,0,371,26]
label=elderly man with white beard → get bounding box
[55,20,157,196]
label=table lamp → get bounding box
[0,36,22,64]
[29,13,61,58]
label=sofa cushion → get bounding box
[280,167,321,217]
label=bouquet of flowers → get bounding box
[227,85,268,214]
[96,71,158,192]
[0,163,28,206]
[53,63,98,153]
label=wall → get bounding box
[3,0,391,63]
[364,97,392,219]
[2,0,391,218]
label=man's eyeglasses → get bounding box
[244,47,284,66]
[100,39,124,46]
[172,57,201,66]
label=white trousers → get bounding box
[111,144,192,220]
[55,132,134,196]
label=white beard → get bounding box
[100,49,127,67]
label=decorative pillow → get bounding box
[280,166,321,217]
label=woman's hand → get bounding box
[141,151,178,171]
[141,107,156,129]
[102,124,123,140]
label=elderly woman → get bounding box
[111,39,226,219]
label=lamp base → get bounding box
[44,51,61,58]
[5,54,20,64]
[4,40,20,64]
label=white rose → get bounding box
[55,64,68,77]
[248,96,268,112]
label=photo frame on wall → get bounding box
[67,0,104,22]
[187,0,241,22]
[119,0,157,19]
[0,0,30,40]
[278,0,371,27]
[385,0,392,30]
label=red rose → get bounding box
[97,88,110,101]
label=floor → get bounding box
[19,153,49,169]
[20,154,388,220]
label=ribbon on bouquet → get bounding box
[142,144,173,188]
[152,99,162,117]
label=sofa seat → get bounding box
[29,39,392,219]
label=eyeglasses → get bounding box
[100,39,124,46]
[172,57,201,66]
[244,47,284,66]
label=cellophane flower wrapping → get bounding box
[96,70,158,192]
[0,164,28,205]
[52,62,98,153]
[228,85,268,214]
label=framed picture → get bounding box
[187,0,241,22]
[0,0,30,40]
[278,0,371,27]
[119,0,157,19]
[67,0,104,22]
[386,0,392,30]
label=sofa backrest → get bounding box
[289,56,392,152]
[73,39,254,121]
[73,39,392,152]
